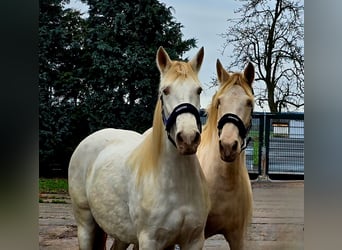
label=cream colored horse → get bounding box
[68,47,210,250]
[197,60,254,250]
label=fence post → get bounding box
[257,133,270,182]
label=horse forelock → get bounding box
[200,72,254,147]
[174,62,189,76]
[223,73,254,97]
[161,61,198,88]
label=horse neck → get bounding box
[221,152,245,178]
[162,134,198,168]
[216,152,247,193]
[159,133,203,187]
[145,124,194,168]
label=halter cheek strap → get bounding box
[217,113,252,151]
[161,96,202,148]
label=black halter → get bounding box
[217,113,252,151]
[160,96,202,148]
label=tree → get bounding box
[39,0,88,176]
[221,0,304,112]
[80,0,196,132]
[39,0,196,176]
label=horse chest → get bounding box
[138,202,204,244]
[130,171,207,241]
[135,184,206,222]
[206,175,252,234]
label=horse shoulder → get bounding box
[69,129,118,205]
[69,128,142,208]
[86,128,143,186]
[80,129,143,242]
[127,156,209,243]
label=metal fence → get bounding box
[200,111,304,180]
[246,112,304,179]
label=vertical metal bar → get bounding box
[258,114,264,176]
[264,113,271,176]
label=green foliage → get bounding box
[253,138,259,166]
[82,0,196,132]
[248,130,260,166]
[39,0,89,176]
[39,178,68,193]
[39,0,197,176]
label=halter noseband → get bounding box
[160,95,202,148]
[217,113,252,151]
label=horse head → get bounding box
[215,59,255,162]
[156,46,204,155]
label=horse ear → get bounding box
[244,62,255,86]
[189,47,204,73]
[216,59,230,85]
[156,46,172,74]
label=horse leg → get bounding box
[137,232,160,250]
[179,235,205,250]
[74,207,106,250]
[77,224,106,250]
[93,224,107,249]
[223,229,245,250]
[137,240,157,250]
[109,238,130,250]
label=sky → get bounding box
[65,0,255,109]
[160,0,241,108]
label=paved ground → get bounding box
[39,181,304,249]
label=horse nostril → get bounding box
[232,140,238,151]
[219,140,223,151]
[193,132,201,144]
[176,132,184,143]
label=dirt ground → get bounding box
[39,181,304,250]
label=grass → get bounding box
[39,178,68,194]
[253,140,259,166]
[249,130,260,166]
[50,199,68,204]
[39,178,69,203]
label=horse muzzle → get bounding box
[219,138,240,162]
[176,130,201,155]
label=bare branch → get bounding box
[220,0,304,112]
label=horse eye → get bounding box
[246,99,253,107]
[163,86,170,95]
[216,99,220,109]
[197,87,203,95]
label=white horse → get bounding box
[197,60,255,250]
[68,47,210,250]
